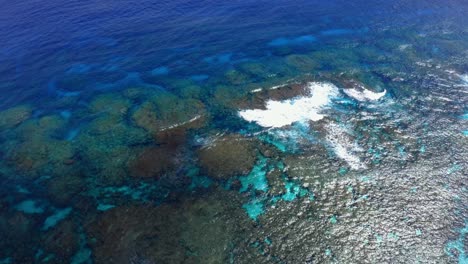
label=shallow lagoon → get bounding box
[0,0,467,263]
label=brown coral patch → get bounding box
[130,146,176,178]
[198,135,257,180]
[86,205,185,264]
[42,220,79,261]
[86,190,250,264]
[155,127,187,150]
[131,95,206,135]
[47,174,85,206]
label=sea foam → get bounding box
[325,122,366,170]
[343,87,386,101]
[459,74,468,85]
[239,82,339,128]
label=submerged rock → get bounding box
[88,205,183,264]
[122,86,160,100]
[0,105,32,130]
[86,190,250,264]
[130,114,199,179]
[12,140,74,169]
[178,84,204,99]
[85,114,123,135]
[131,93,206,134]
[239,62,271,80]
[88,93,131,117]
[198,135,257,180]
[0,114,79,178]
[224,69,250,85]
[76,140,138,185]
[42,220,79,262]
[47,174,85,206]
[266,169,286,196]
[14,115,67,141]
[309,48,360,71]
[285,54,319,72]
[74,110,151,184]
[130,101,159,132]
[129,146,176,178]
[231,128,465,263]
[212,85,247,110]
[0,211,38,262]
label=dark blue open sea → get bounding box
[0,0,467,263]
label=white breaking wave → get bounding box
[249,81,294,94]
[343,87,386,101]
[398,44,411,51]
[239,82,339,128]
[250,88,263,93]
[160,115,202,131]
[459,74,468,85]
[325,122,366,170]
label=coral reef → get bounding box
[46,174,85,206]
[0,10,465,264]
[41,220,79,262]
[9,140,75,177]
[309,48,360,72]
[239,62,271,80]
[131,93,206,134]
[75,113,151,184]
[233,154,461,263]
[14,115,67,141]
[86,190,251,264]
[129,146,176,178]
[89,93,131,117]
[0,211,38,262]
[130,101,159,132]
[0,105,32,130]
[285,54,319,72]
[198,135,257,180]
[224,69,250,85]
[3,115,77,179]
[122,86,160,101]
[178,84,204,99]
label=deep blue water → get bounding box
[0,0,467,263]
[1,0,465,107]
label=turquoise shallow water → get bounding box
[0,0,467,263]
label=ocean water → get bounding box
[0,0,467,263]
